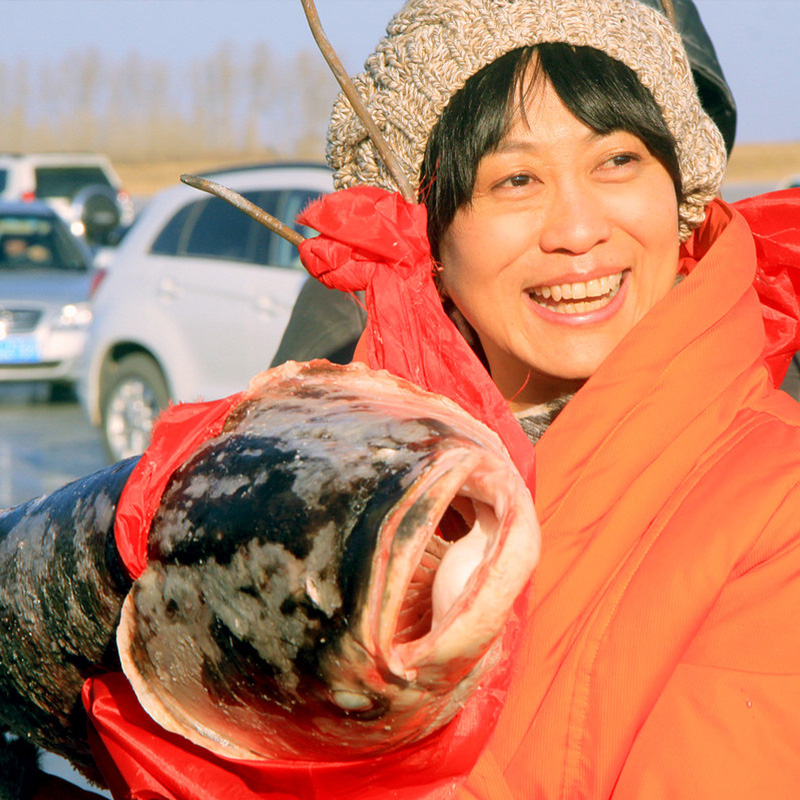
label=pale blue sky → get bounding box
[3,0,799,144]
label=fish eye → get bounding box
[327,690,388,720]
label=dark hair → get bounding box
[419,43,682,257]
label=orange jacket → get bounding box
[83,190,800,800]
[458,197,800,799]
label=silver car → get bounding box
[0,201,95,394]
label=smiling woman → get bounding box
[13,0,800,799]
[304,0,800,796]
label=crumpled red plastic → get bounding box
[114,391,244,579]
[733,188,800,386]
[297,186,536,487]
[87,185,800,800]
[83,670,510,800]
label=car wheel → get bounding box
[100,353,170,462]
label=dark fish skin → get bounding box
[0,457,137,774]
[120,384,461,758]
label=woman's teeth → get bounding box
[529,272,624,314]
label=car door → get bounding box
[148,189,307,401]
[245,187,326,377]
[146,191,266,400]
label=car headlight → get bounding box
[53,301,93,330]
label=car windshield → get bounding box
[0,214,87,272]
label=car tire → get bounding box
[47,381,77,404]
[100,353,170,463]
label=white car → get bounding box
[0,152,135,246]
[80,163,332,462]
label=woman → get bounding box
[79,0,800,797]
[302,0,800,795]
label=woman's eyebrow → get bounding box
[493,129,610,154]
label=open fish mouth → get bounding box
[368,446,537,687]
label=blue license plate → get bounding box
[0,336,41,364]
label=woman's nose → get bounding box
[537,184,612,255]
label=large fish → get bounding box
[0,360,539,775]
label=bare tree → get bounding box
[0,43,339,163]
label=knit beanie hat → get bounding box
[327,0,728,240]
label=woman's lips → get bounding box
[526,270,629,323]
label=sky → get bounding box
[2,0,798,145]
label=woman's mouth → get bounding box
[528,271,627,314]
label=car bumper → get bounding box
[0,330,88,384]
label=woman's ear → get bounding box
[441,296,490,370]
[432,260,446,298]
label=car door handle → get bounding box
[158,278,182,299]
[254,295,279,316]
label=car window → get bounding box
[34,166,113,200]
[270,189,326,269]
[149,201,199,257]
[183,191,266,261]
[152,190,282,266]
[249,190,281,266]
[148,185,326,269]
[0,170,7,193]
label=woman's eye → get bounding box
[498,173,534,188]
[604,153,640,169]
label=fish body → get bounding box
[0,457,137,774]
[1,360,539,770]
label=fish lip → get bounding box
[367,446,539,684]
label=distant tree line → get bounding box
[0,44,340,163]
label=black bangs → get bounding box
[419,46,538,259]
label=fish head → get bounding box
[117,361,540,761]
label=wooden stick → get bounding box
[300,0,416,203]
[659,0,677,28]
[180,174,306,247]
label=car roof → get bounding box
[145,162,334,215]
[201,161,332,178]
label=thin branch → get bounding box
[659,0,677,28]
[180,174,305,248]
[300,0,416,203]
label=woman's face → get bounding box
[438,78,680,406]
